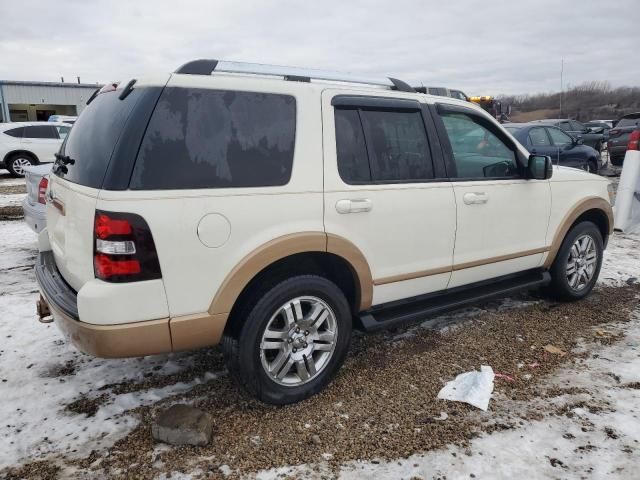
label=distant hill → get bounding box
[501,81,640,122]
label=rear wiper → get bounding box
[54,153,75,165]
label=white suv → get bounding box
[0,122,71,176]
[36,60,613,405]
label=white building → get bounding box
[0,80,101,123]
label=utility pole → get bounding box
[559,58,564,117]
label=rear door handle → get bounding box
[463,192,489,205]
[336,199,372,214]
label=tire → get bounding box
[6,153,35,177]
[548,221,603,301]
[610,155,624,167]
[223,275,352,405]
[587,159,598,174]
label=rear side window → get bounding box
[24,125,58,139]
[528,127,551,146]
[130,88,296,190]
[334,105,434,184]
[3,127,24,138]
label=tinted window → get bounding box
[558,121,571,131]
[547,127,572,146]
[335,109,370,183]
[23,125,58,139]
[570,120,585,131]
[440,112,518,179]
[130,88,296,190]
[56,88,146,188]
[617,118,640,128]
[3,127,24,138]
[360,110,433,182]
[528,127,551,146]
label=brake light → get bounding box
[627,130,640,151]
[37,177,48,205]
[93,210,161,282]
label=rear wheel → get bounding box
[548,221,603,301]
[586,159,598,174]
[7,153,35,177]
[223,275,352,405]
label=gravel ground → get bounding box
[0,175,26,220]
[4,285,636,479]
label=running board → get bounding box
[358,269,550,332]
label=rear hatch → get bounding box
[46,79,166,291]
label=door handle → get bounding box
[463,192,489,205]
[336,199,372,214]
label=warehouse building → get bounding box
[0,80,100,123]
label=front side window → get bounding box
[439,112,518,179]
[131,88,296,190]
[558,121,572,131]
[528,127,551,146]
[23,125,58,139]
[547,127,573,147]
[570,120,585,131]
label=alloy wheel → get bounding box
[566,234,598,291]
[12,157,33,176]
[259,296,338,386]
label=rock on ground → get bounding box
[151,404,214,446]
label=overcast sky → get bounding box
[0,0,636,96]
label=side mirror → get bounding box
[574,135,584,145]
[527,155,553,180]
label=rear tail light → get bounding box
[93,210,161,282]
[37,177,48,205]
[627,130,640,151]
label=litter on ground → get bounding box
[437,365,495,411]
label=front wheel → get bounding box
[548,221,603,301]
[224,275,352,405]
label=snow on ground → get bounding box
[0,221,223,469]
[0,193,25,208]
[0,174,26,187]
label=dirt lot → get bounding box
[1,172,639,479]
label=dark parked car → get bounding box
[532,119,606,152]
[504,123,602,173]
[584,121,611,139]
[608,112,640,166]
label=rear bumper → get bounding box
[22,198,47,233]
[35,250,173,358]
[35,250,226,357]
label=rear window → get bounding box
[3,127,24,138]
[130,88,296,190]
[55,88,146,188]
[617,117,640,128]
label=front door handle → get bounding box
[463,192,489,205]
[336,199,372,214]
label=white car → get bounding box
[35,60,614,405]
[0,121,71,177]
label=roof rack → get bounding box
[174,59,415,93]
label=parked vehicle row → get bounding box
[608,112,640,166]
[504,123,602,173]
[35,60,613,405]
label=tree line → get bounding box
[501,81,640,121]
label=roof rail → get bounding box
[174,59,415,93]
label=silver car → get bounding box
[22,164,52,233]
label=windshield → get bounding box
[54,88,146,188]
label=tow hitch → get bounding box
[37,295,53,323]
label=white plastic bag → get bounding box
[437,365,495,411]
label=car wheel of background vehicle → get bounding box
[610,156,623,167]
[7,153,35,177]
[587,159,598,174]
[223,274,352,405]
[548,221,603,301]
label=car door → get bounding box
[547,127,587,170]
[431,103,551,288]
[21,125,61,162]
[527,126,558,162]
[322,90,457,306]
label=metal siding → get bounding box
[2,84,97,114]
